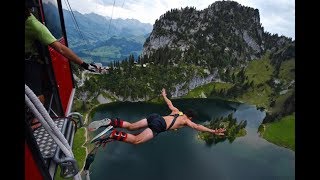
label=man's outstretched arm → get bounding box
[49,41,98,72]
[162,88,179,113]
[186,120,226,135]
[50,41,84,65]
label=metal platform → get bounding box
[31,114,82,179]
[33,118,67,159]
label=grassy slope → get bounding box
[183,58,274,105]
[245,56,274,85]
[236,56,274,108]
[101,91,118,102]
[186,55,295,150]
[85,45,121,58]
[278,58,295,84]
[268,58,295,114]
[237,84,272,109]
[183,82,233,98]
[72,128,87,171]
[270,89,294,114]
[261,58,295,151]
[262,114,295,151]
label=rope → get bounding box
[26,85,83,179]
[25,94,73,158]
[25,85,74,158]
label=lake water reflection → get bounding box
[88,99,295,180]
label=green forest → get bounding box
[71,1,295,151]
[198,113,247,145]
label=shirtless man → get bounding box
[89,88,226,144]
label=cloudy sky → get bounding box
[63,0,295,39]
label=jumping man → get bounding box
[89,88,226,144]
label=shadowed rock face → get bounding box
[172,70,219,97]
[142,0,293,66]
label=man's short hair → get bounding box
[183,109,197,119]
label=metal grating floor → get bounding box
[33,119,66,159]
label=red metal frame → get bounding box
[25,0,75,179]
[25,142,44,180]
[48,37,74,114]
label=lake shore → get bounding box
[80,103,103,174]
[81,99,294,180]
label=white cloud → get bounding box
[236,0,295,39]
[63,0,295,39]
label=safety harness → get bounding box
[167,112,183,130]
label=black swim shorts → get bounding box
[147,113,167,136]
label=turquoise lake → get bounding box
[87,99,295,180]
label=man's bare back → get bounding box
[161,88,226,135]
[163,114,188,130]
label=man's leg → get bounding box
[89,117,148,132]
[110,128,154,145]
[122,118,148,131]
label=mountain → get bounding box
[75,1,295,124]
[62,9,152,64]
[139,0,295,124]
[142,1,294,71]
[71,1,295,151]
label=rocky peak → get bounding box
[141,0,293,69]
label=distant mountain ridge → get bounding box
[138,0,295,124]
[62,9,152,64]
[74,1,295,125]
[142,0,294,70]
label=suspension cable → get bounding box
[62,0,127,67]
[63,0,86,42]
[121,0,126,8]
[108,0,126,38]
[107,0,116,37]
[63,0,95,62]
